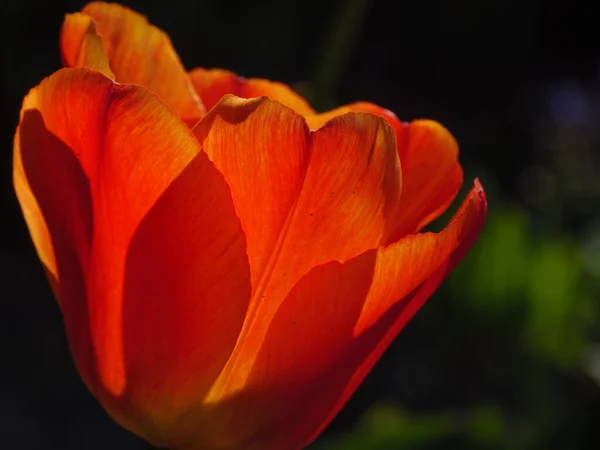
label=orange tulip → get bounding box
[14,2,487,450]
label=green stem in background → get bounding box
[309,0,372,112]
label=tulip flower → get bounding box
[14,2,487,449]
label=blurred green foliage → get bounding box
[453,206,596,368]
[313,403,505,449]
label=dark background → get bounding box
[1,0,599,449]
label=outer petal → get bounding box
[61,2,204,121]
[309,103,463,241]
[192,95,402,402]
[189,180,485,450]
[189,67,315,115]
[14,68,249,446]
[14,87,95,391]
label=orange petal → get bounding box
[309,103,463,240]
[306,101,403,135]
[61,12,94,66]
[189,67,315,115]
[61,2,204,122]
[193,95,401,405]
[14,92,96,391]
[193,95,311,292]
[121,152,251,446]
[389,119,463,240]
[13,69,123,307]
[14,68,249,445]
[60,12,114,78]
[298,180,487,449]
[207,180,486,450]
